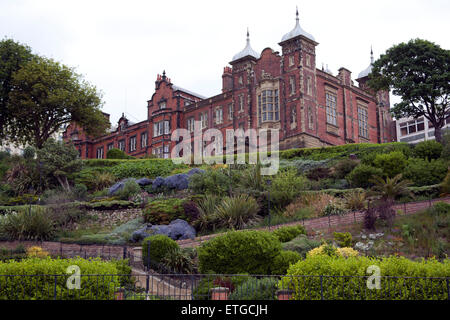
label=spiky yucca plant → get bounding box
[368,174,413,201]
[194,194,221,232]
[216,195,260,230]
[344,190,367,211]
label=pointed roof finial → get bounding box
[370,46,374,64]
[296,6,299,23]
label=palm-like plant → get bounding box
[194,194,221,232]
[216,195,260,230]
[344,190,367,211]
[368,174,413,201]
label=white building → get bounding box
[395,116,450,143]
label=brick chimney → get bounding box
[337,67,352,86]
[222,66,233,92]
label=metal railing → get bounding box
[0,273,448,300]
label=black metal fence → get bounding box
[0,273,448,300]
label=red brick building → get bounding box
[63,10,394,159]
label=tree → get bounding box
[368,39,450,142]
[6,55,109,149]
[0,39,33,142]
[36,139,83,192]
[368,174,413,201]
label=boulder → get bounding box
[108,178,137,196]
[186,168,205,176]
[163,173,189,190]
[136,178,153,186]
[130,219,196,242]
[152,177,165,190]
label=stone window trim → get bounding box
[238,94,244,113]
[258,89,280,124]
[357,103,369,139]
[214,106,223,124]
[118,139,125,152]
[325,91,338,127]
[129,135,137,152]
[153,120,170,137]
[141,132,148,149]
[96,146,104,159]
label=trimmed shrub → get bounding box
[142,235,179,269]
[228,277,279,300]
[0,257,121,300]
[197,230,282,275]
[413,140,443,160]
[271,250,301,275]
[143,198,187,225]
[346,164,383,188]
[269,169,310,208]
[403,158,448,187]
[281,255,450,300]
[188,168,232,196]
[282,235,321,258]
[373,151,407,178]
[107,148,133,159]
[272,225,306,243]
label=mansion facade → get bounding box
[63,10,395,159]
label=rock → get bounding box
[186,168,205,176]
[369,234,377,240]
[108,178,137,196]
[130,219,196,242]
[163,174,189,190]
[361,235,367,240]
[152,177,165,190]
[136,178,153,186]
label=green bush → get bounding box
[142,235,179,269]
[197,230,282,275]
[282,235,321,258]
[0,257,122,299]
[373,151,407,178]
[143,198,187,225]
[116,179,141,200]
[192,274,251,300]
[429,202,450,215]
[281,255,450,300]
[228,277,279,300]
[441,171,450,196]
[333,158,359,179]
[271,250,301,275]
[346,164,383,188]
[106,148,133,159]
[188,168,232,196]
[333,232,352,247]
[413,140,443,160]
[111,159,185,179]
[269,169,309,208]
[272,225,306,243]
[160,248,196,274]
[403,158,448,187]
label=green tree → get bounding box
[6,55,109,149]
[368,174,413,201]
[36,139,83,192]
[0,39,33,142]
[368,39,450,143]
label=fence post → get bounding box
[147,242,151,270]
[146,274,150,298]
[447,279,449,301]
[54,275,58,300]
[320,275,324,300]
[123,246,127,260]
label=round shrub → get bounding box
[403,158,447,187]
[197,230,282,275]
[272,225,306,243]
[116,179,141,200]
[271,250,301,275]
[228,277,279,300]
[142,235,179,268]
[107,148,131,159]
[373,151,407,178]
[413,140,443,160]
[346,164,383,188]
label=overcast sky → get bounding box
[1,0,449,125]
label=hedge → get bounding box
[0,257,124,300]
[197,230,282,275]
[280,255,450,300]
